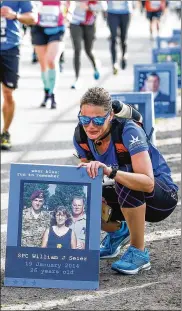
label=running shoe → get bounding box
[0,131,11,150]
[50,94,57,109]
[111,246,151,275]
[71,79,82,90]
[40,89,50,108]
[100,221,130,259]
[94,70,100,80]
[113,63,119,75]
[121,58,127,70]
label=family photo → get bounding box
[21,182,88,250]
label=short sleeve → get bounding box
[19,1,34,13]
[73,136,87,159]
[122,121,149,156]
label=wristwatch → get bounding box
[108,167,118,179]
[14,12,19,20]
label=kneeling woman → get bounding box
[42,206,77,249]
[73,87,178,274]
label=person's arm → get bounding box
[41,228,49,248]
[78,122,154,193]
[73,135,90,163]
[107,151,154,193]
[0,2,37,25]
[71,230,77,249]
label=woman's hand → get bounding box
[78,161,111,179]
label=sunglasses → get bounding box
[78,111,110,126]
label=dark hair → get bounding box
[148,72,160,81]
[51,206,72,227]
[80,87,112,112]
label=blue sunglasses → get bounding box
[78,111,110,126]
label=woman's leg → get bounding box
[121,204,146,251]
[34,45,48,87]
[145,178,178,222]
[107,13,120,74]
[70,24,82,82]
[46,40,62,98]
[83,24,99,79]
[119,13,131,69]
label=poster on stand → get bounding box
[4,164,102,290]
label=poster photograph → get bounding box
[4,164,103,290]
[152,47,181,88]
[134,63,177,118]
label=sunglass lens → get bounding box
[79,116,90,125]
[93,117,105,126]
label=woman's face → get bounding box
[55,212,67,226]
[80,104,113,141]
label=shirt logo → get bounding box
[129,135,140,145]
[57,244,62,248]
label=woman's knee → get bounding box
[2,86,14,103]
[47,58,56,69]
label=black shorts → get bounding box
[146,11,163,20]
[0,46,20,89]
[102,177,178,223]
[31,25,64,46]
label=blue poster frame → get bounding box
[152,47,181,88]
[110,92,156,145]
[173,29,181,36]
[4,163,103,290]
[156,35,181,48]
[134,63,177,118]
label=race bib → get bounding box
[150,1,161,9]
[39,5,59,27]
[0,17,7,43]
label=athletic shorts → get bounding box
[146,11,163,20]
[0,46,20,89]
[102,167,178,223]
[31,25,64,46]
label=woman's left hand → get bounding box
[78,161,111,179]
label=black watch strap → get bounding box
[108,167,118,179]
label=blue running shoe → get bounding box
[111,246,151,275]
[100,222,130,259]
[94,70,100,80]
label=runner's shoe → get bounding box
[71,78,82,90]
[113,63,119,75]
[40,89,50,107]
[94,69,100,80]
[0,131,11,150]
[50,94,57,109]
[111,246,151,275]
[121,58,127,70]
[32,51,38,64]
[100,221,130,259]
